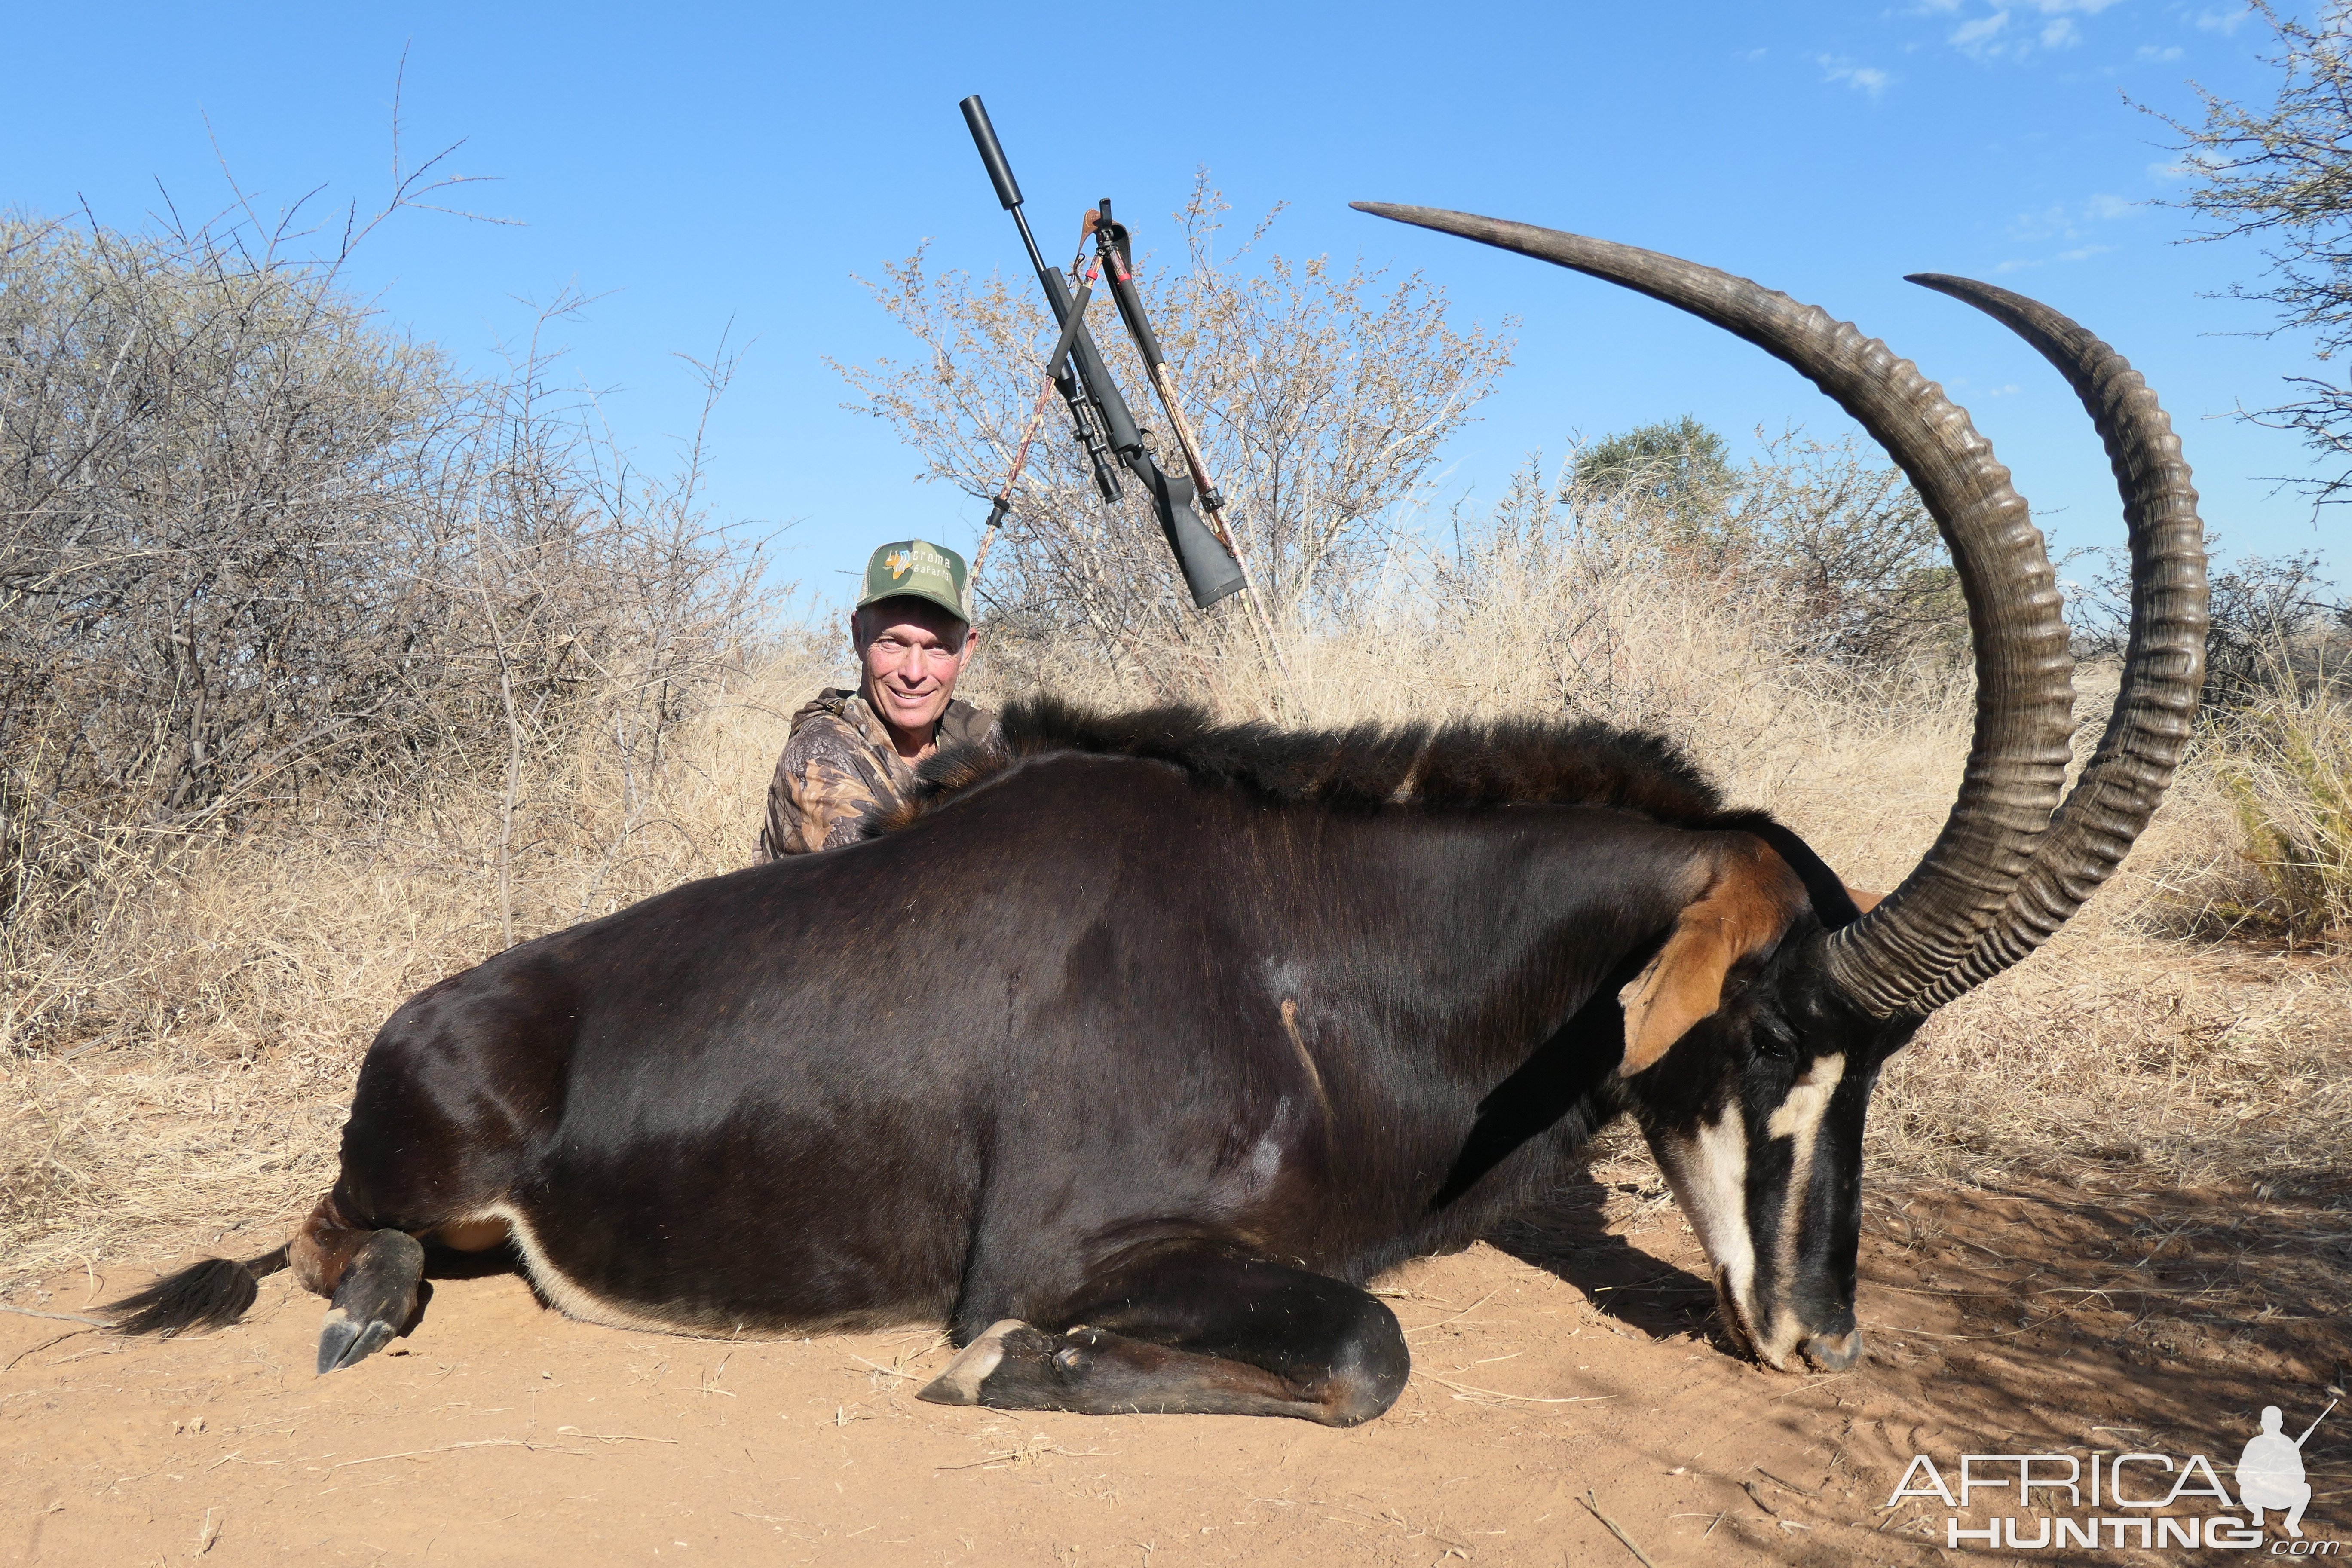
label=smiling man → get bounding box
[758,539,995,859]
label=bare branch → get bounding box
[2145,0,2352,503]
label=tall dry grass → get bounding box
[3,516,2346,1289]
[2205,656,2352,944]
[1,625,838,1276]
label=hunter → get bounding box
[758,539,995,858]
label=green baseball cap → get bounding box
[857,539,972,625]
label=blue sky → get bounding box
[3,2,2337,609]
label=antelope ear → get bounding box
[1619,839,1810,1076]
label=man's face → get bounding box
[853,597,977,741]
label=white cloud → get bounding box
[1933,0,2125,60]
[1952,10,2012,53]
[2007,194,2138,245]
[2196,5,2251,33]
[1816,55,1894,96]
[2146,154,2214,181]
[2011,203,2069,241]
[1983,384,2027,397]
[1998,195,2132,271]
[2136,43,2184,61]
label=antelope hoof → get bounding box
[918,1319,1044,1406]
[316,1231,424,1374]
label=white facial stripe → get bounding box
[1762,1053,1846,1362]
[1767,1053,1845,1142]
[1660,1105,1756,1340]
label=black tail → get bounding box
[108,1245,290,1336]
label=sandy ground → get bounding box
[4,1171,2345,1568]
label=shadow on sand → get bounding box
[1482,1169,1736,1352]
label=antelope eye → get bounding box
[1751,1021,1799,1061]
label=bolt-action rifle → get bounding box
[958,95,1246,611]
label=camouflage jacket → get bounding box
[758,688,995,859]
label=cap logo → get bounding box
[860,539,971,621]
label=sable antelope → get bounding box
[112,209,2206,1426]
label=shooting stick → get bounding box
[1089,205,1295,692]
[970,220,1103,593]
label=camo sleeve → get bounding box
[759,714,903,858]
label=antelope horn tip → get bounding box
[1351,201,1477,229]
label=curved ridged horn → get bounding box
[1350,203,2075,1016]
[1898,276,2208,1012]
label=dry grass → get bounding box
[0,629,840,1282]
[2205,668,2352,943]
[3,541,2346,1290]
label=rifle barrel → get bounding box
[958,95,1025,212]
[960,98,1146,458]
